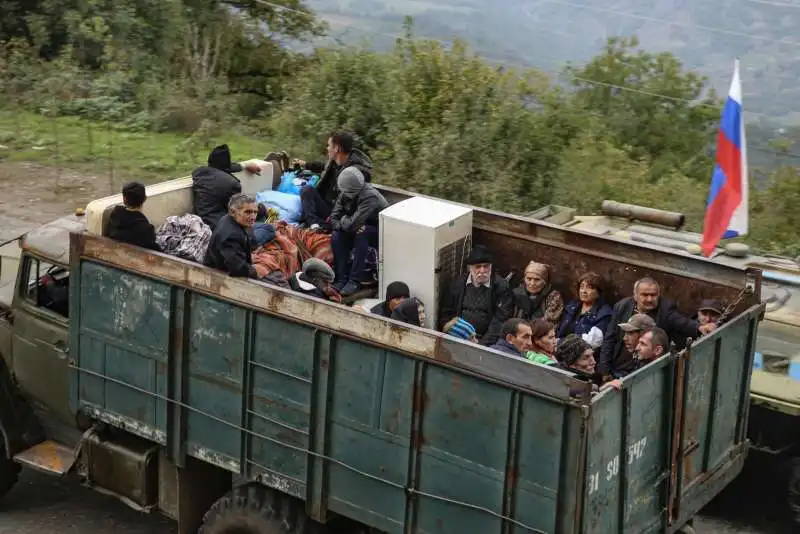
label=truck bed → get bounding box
[67,224,763,534]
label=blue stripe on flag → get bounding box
[705,164,727,206]
[719,97,742,149]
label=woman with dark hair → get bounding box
[557,335,622,394]
[391,297,426,327]
[557,271,613,348]
[525,318,558,366]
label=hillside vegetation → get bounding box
[0,1,798,257]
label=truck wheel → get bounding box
[200,483,325,534]
[0,445,21,500]
[789,457,800,525]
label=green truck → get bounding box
[0,179,764,534]
[527,200,800,524]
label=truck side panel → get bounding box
[670,306,760,528]
[71,259,587,534]
[582,357,674,534]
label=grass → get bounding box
[0,109,268,182]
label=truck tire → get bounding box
[200,483,325,534]
[0,444,20,501]
[790,457,800,525]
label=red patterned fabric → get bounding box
[251,222,333,280]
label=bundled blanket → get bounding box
[156,214,212,263]
[251,222,334,280]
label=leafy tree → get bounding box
[566,36,722,181]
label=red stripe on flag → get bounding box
[702,130,743,256]
[716,131,742,197]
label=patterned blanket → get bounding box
[156,214,211,263]
[251,222,334,280]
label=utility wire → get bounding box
[171,0,800,161]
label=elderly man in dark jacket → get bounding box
[330,166,388,296]
[294,131,373,229]
[598,276,717,379]
[438,245,514,347]
[192,144,260,230]
[204,193,266,279]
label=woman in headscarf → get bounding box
[525,318,558,366]
[513,261,564,323]
[391,297,426,327]
[289,258,342,303]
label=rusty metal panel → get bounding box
[184,293,246,472]
[673,304,762,510]
[72,261,170,442]
[72,233,584,401]
[582,356,674,534]
[473,227,747,319]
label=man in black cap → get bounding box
[192,144,261,230]
[370,281,411,318]
[104,181,160,251]
[438,245,513,346]
[696,299,724,326]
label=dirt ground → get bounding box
[0,162,124,235]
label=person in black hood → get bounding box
[293,131,373,229]
[391,297,426,327]
[192,144,260,230]
[370,281,411,317]
[104,181,160,251]
[438,245,514,346]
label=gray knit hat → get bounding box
[302,258,335,283]
[337,167,365,197]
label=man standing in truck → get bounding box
[598,277,716,379]
[438,245,514,347]
[204,193,268,280]
[192,144,260,230]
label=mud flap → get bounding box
[158,449,232,534]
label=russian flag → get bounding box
[702,59,748,257]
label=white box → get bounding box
[379,197,473,329]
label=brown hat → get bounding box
[619,313,656,333]
[698,299,724,315]
[524,261,550,282]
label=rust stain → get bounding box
[320,358,329,370]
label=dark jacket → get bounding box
[557,300,613,339]
[438,274,514,347]
[598,297,699,376]
[370,300,392,318]
[289,272,328,300]
[192,166,242,229]
[490,339,525,358]
[330,183,388,233]
[104,206,160,251]
[305,148,373,207]
[203,215,258,279]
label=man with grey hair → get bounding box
[598,276,715,379]
[330,165,388,296]
[204,193,267,279]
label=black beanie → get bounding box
[385,281,410,301]
[466,245,492,265]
